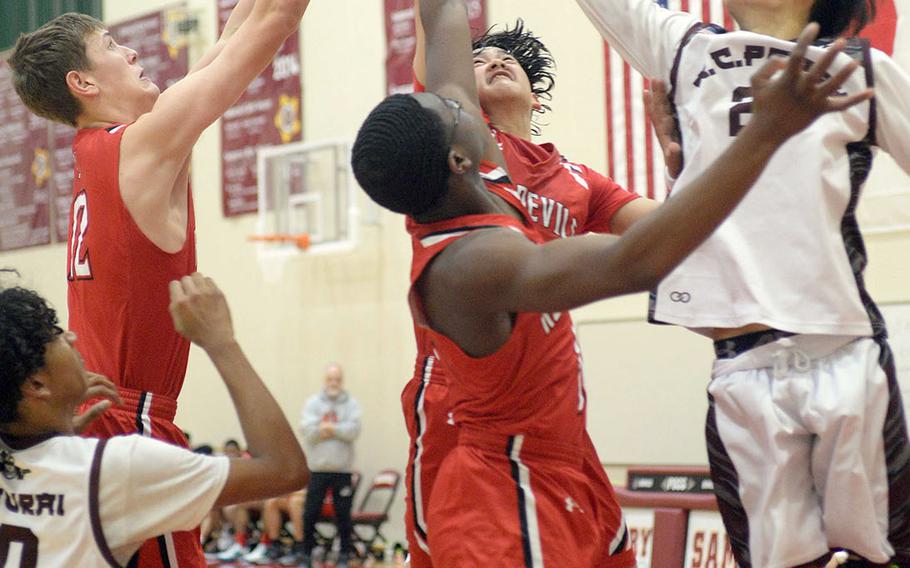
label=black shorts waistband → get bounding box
[714,329,796,359]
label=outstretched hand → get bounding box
[750,22,873,143]
[169,273,235,352]
[644,79,683,180]
[73,372,122,434]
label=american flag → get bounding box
[603,0,901,201]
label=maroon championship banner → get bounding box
[219,0,302,217]
[0,59,52,251]
[385,0,486,95]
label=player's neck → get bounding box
[4,401,76,438]
[75,103,139,129]
[414,176,513,224]
[487,111,533,141]
[1,420,72,439]
[732,9,809,39]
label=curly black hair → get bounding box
[810,0,877,38]
[472,19,556,136]
[352,94,451,217]
[0,271,60,424]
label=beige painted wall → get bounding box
[3,0,909,545]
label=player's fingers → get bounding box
[190,271,210,293]
[169,279,186,303]
[804,38,846,86]
[181,273,200,296]
[72,400,112,434]
[666,143,683,178]
[85,372,123,404]
[826,88,874,112]
[751,57,786,88]
[651,78,668,99]
[817,60,859,98]
[786,22,820,80]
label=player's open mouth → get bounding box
[489,70,513,83]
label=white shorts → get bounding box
[706,333,910,568]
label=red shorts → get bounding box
[80,387,207,568]
[426,431,636,568]
[401,376,456,568]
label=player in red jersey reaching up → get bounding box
[352,0,868,560]
[7,1,311,566]
[403,8,667,566]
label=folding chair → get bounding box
[350,469,401,551]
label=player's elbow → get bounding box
[287,459,310,491]
[277,446,310,493]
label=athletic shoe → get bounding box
[243,542,270,563]
[262,541,286,562]
[216,542,245,562]
[279,543,310,567]
[215,530,234,552]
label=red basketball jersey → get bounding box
[407,209,587,443]
[66,125,196,399]
[493,127,639,238]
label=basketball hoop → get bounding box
[247,233,311,250]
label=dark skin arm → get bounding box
[420,24,872,358]
[169,273,309,507]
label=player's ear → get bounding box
[22,374,51,400]
[66,69,99,99]
[531,93,542,111]
[447,146,474,175]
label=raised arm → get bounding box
[413,0,427,86]
[431,26,872,316]
[187,0,256,75]
[575,0,699,80]
[120,0,309,227]
[419,0,504,167]
[168,273,309,507]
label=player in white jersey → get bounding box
[0,272,308,566]
[575,1,910,567]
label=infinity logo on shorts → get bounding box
[670,291,691,303]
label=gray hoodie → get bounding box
[300,390,361,473]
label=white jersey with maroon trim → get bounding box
[0,435,110,567]
[0,433,229,567]
[578,0,910,335]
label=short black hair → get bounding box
[0,272,60,424]
[810,0,876,37]
[224,439,240,449]
[472,19,556,135]
[352,94,451,217]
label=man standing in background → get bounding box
[299,363,362,568]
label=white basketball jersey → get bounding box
[652,29,878,335]
[577,0,910,336]
[0,435,115,567]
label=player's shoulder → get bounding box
[866,45,899,70]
